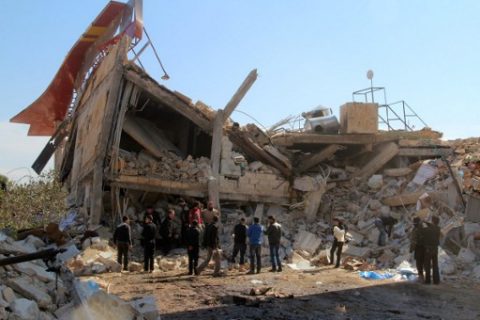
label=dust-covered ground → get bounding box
[94,265,480,320]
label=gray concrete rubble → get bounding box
[0,232,162,320]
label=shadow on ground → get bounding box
[160,280,479,320]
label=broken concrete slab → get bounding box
[9,298,40,320]
[130,295,161,320]
[2,286,16,304]
[293,176,318,192]
[7,277,52,309]
[354,142,399,179]
[293,230,322,254]
[344,245,371,258]
[13,261,56,282]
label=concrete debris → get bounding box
[9,298,40,320]
[130,295,161,320]
[293,230,322,254]
[7,277,53,309]
[367,174,384,190]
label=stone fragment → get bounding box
[7,277,52,308]
[130,295,161,320]
[343,245,371,258]
[293,230,322,254]
[367,174,383,190]
[384,167,412,177]
[9,298,40,320]
[293,176,318,192]
[129,261,143,272]
[13,261,56,282]
[2,286,16,304]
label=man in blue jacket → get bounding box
[247,217,264,274]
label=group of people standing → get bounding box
[410,216,441,284]
[113,198,285,276]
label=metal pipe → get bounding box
[0,248,66,267]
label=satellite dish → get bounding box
[367,70,374,80]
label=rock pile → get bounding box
[0,233,71,319]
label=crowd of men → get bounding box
[113,198,442,283]
[113,198,285,276]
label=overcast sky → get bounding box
[1,0,479,180]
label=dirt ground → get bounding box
[93,263,480,320]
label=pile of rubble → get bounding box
[0,233,72,319]
[0,231,161,320]
[451,137,480,195]
[118,149,212,183]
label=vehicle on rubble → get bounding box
[302,106,340,134]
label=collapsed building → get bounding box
[4,1,480,318]
[10,1,452,229]
[9,0,480,283]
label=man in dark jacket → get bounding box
[160,209,179,255]
[423,216,441,284]
[410,217,426,281]
[265,216,282,272]
[142,215,157,272]
[186,220,201,275]
[178,198,190,245]
[197,216,220,276]
[231,217,248,270]
[113,216,133,271]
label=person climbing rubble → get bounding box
[197,215,221,276]
[265,215,282,272]
[410,217,426,282]
[247,217,264,274]
[374,214,398,246]
[142,215,157,273]
[330,218,346,268]
[231,217,248,271]
[113,216,133,272]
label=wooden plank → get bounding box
[296,144,342,173]
[208,110,224,209]
[124,69,211,133]
[354,142,399,179]
[382,190,426,207]
[398,148,453,158]
[270,132,380,147]
[223,69,258,120]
